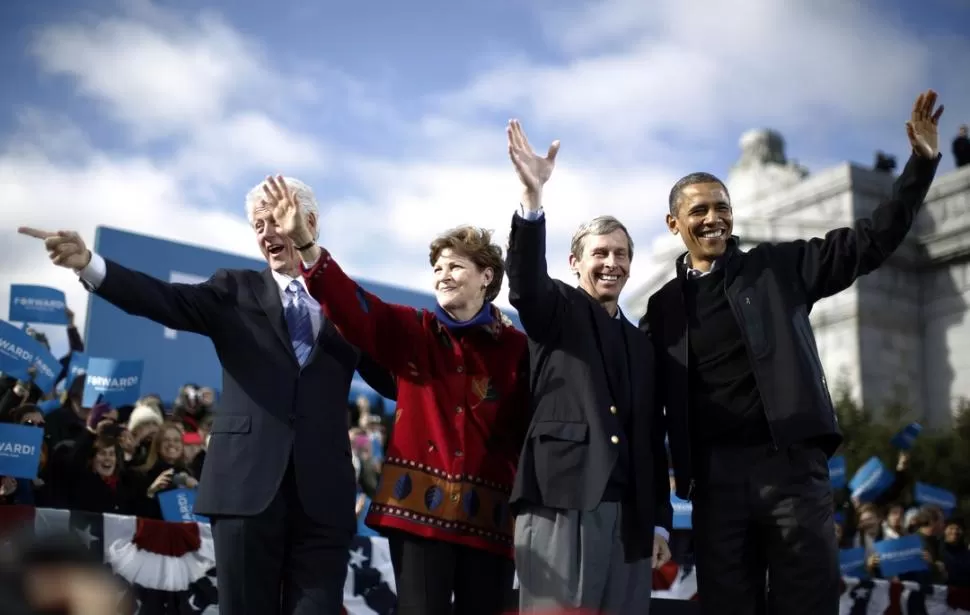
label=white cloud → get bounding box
[445,0,963,154]
[171,112,328,188]
[30,14,268,138]
[3,0,969,356]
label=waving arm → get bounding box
[18,227,227,336]
[779,90,944,305]
[258,175,424,374]
[505,119,567,342]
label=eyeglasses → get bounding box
[24,419,45,427]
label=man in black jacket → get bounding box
[505,119,672,613]
[640,89,944,614]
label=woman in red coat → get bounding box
[260,175,530,615]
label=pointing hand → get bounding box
[19,227,92,271]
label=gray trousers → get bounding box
[514,501,653,614]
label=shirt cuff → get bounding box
[78,253,107,290]
[301,251,322,270]
[655,526,670,541]
[516,205,544,221]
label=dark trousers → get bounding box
[211,458,352,615]
[387,530,515,615]
[691,443,840,615]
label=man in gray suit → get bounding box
[20,177,395,615]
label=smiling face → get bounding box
[251,201,317,276]
[667,181,733,271]
[92,443,117,478]
[158,426,184,465]
[433,248,492,321]
[569,228,632,312]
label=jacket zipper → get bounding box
[794,314,835,417]
[678,280,696,501]
[725,291,778,451]
[684,323,695,501]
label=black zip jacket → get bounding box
[640,151,941,501]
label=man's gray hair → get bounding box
[244,177,321,240]
[570,215,634,261]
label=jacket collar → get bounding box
[674,235,742,281]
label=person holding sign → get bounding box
[641,89,945,614]
[262,174,530,615]
[19,183,399,614]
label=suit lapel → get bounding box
[304,317,338,366]
[664,280,689,367]
[621,318,646,415]
[256,269,299,367]
[584,297,624,405]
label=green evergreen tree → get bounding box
[833,382,970,518]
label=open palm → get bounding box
[262,175,304,239]
[507,119,560,194]
[906,89,944,158]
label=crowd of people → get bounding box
[832,451,970,587]
[0,319,209,516]
[0,320,393,527]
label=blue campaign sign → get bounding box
[671,494,692,529]
[874,535,928,577]
[8,285,68,326]
[356,495,379,538]
[828,455,847,490]
[65,352,88,386]
[38,399,60,415]
[369,432,383,460]
[0,423,45,480]
[81,358,144,407]
[157,488,209,524]
[890,422,922,450]
[849,456,894,503]
[839,547,867,578]
[914,482,956,514]
[0,319,60,393]
[86,227,520,403]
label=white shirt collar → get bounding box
[682,253,720,279]
[271,269,310,295]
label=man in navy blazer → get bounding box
[20,177,396,615]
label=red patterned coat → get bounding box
[303,251,530,558]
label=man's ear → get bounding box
[666,213,679,235]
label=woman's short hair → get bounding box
[428,226,505,303]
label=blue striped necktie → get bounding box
[284,281,314,366]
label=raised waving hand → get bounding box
[507,119,560,212]
[906,89,944,159]
[260,175,321,262]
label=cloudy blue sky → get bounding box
[2,0,969,347]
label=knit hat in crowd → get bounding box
[127,403,164,433]
[87,401,114,427]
